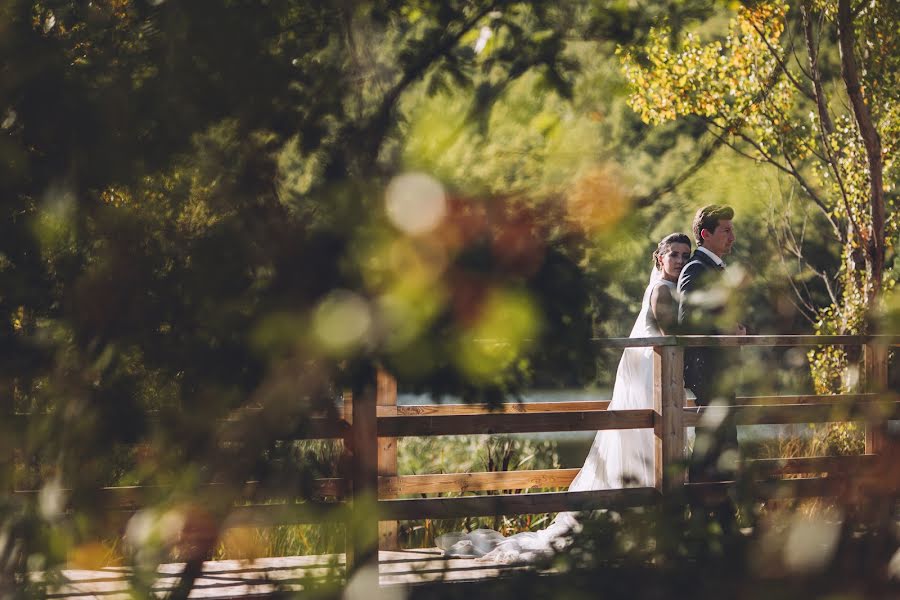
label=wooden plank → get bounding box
[592,334,873,349]
[684,476,849,504]
[379,487,660,520]
[379,469,580,497]
[864,342,890,454]
[342,390,352,425]
[746,454,876,477]
[1,382,13,493]
[380,400,611,416]
[22,454,874,513]
[48,550,548,596]
[14,486,151,511]
[377,549,541,585]
[10,413,350,447]
[378,409,654,437]
[683,401,900,427]
[376,369,399,551]
[735,393,877,406]
[347,368,379,574]
[15,478,348,510]
[654,346,685,493]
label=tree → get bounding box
[619,1,897,392]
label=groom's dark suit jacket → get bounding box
[676,249,733,405]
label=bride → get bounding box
[437,232,693,562]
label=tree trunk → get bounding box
[836,0,886,305]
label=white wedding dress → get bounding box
[436,273,674,563]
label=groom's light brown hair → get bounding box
[692,204,734,247]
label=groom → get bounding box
[677,204,745,482]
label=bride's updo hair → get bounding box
[652,232,692,270]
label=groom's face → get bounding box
[702,219,735,257]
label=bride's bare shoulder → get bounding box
[650,281,675,302]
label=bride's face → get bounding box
[659,242,691,281]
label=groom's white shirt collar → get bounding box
[697,245,725,268]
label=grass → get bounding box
[215,523,347,560]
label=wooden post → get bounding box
[342,390,353,426]
[376,369,399,550]
[654,346,685,494]
[864,341,889,454]
[0,379,13,493]
[346,366,379,575]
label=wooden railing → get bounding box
[341,335,897,570]
[8,335,897,576]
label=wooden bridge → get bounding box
[19,334,899,596]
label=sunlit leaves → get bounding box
[621,4,783,119]
[619,0,899,393]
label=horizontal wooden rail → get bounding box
[748,454,876,477]
[378,487,660,520]
[683,400,900,427]
[685,476,852,504]
[377,394,880,419]
[379,401,611,416]
[592,334,897,349]
[734,393,878,406]
[378,394,882,419]
[378,409,655,437]
[32,453,875,513]
[7,414,351,443]
[380,455,882,498]
[386,470,893,520]
[9,395,889,444]
[379,469,580,498]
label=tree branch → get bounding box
[634,57,784,208]
[748,18,816,101]
[631,127,725,208]
[801,3,858,243]
[781,151,845,244]
[326,2,500,177]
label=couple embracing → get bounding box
[576,203,745,492]
[438,204,745,562]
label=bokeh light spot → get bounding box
[456,289,540,381]
[385,172,447,235]
[565,166,629,233]
[313,291,372,355]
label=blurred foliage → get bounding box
[0,0,896,597]
[403,489,900,599]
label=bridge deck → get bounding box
[52,550,538,598]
